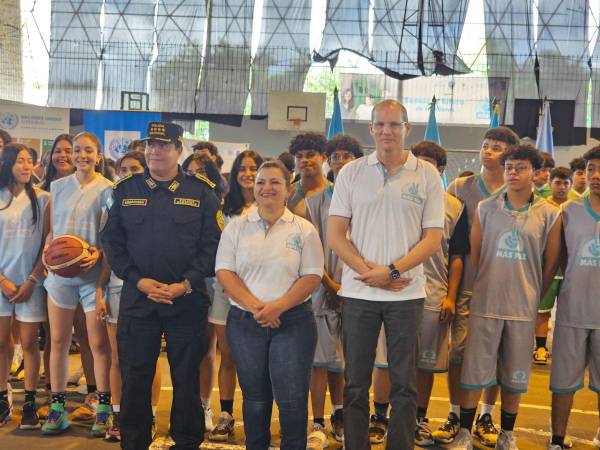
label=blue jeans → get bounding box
[227,301,317,450]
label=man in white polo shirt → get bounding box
[328,100,445,450]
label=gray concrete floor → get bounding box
[0,353,598,449]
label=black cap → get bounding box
[143,122,184,145]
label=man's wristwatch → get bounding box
[182,279,193,295]
[388,263,401,280]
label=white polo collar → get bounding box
[247,205,294,223]
[367,150,418,171]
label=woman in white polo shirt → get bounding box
[216,160,324,450]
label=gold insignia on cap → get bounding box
[168,180,180,192]
[145,177,157,189]
[216,210,225,231]
[150,123,166,135]
[122,199,148,207]
[174,198,200,208]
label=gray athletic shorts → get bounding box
[418,308,450,372]
[550,325,600,393]
[208,277,231,326]
[461,315,535,394]
[313,311,344,371]
[449,291,470,364]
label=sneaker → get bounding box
[330,408,344,442]
[564,435,573,448]
[369,414,388,444]
[0,399,11,427]
[10,345,23,374]
[72,391,98,421]
[533,346,549,365]
[151,416,158,441]
[433,412,460,444]
[495,430,518,449]
[450,428,473,450]
[20,401,41,429]
[203,406,214,432]
[474,413,499,447]
[41,402,70,435]
[593,427,600,447]
[307,422,329,449]
[415,417,434,446]
[10,359,24,381]
[91,404,112,437]
[67,366,84,387]
[208,411,235,442]
[105,412,121,442]
[38,398,51,420]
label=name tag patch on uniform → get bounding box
[122,199,148,207]
[174,198,200,208]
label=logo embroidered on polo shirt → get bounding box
[122,199,148,207]
[285,233,303,252]
[578,238,600,267]
[400,182,424,205]
[174,198,200,208]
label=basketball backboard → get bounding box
[268,91,326,133]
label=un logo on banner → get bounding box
[0,113,18,130]
[109,137,132,159]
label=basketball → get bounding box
[44,235,91,278]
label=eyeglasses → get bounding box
[504,164,532,174]
[372,122,408,131]
[330,152,354,162]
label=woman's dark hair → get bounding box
[500,144,543,170]
[0,129,11,146]
[127,139,145,152]
[342,88,354,109]
[41,133,74,191]
[117,150,147,171]
[223,150,264,216]
[257,160,292,186]
[326,134,364,159]
[182,153,223,197]
[0,144,40,225]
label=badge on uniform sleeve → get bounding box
[216,210,225,231]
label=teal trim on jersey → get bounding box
[498,382,528,394]
[294,182,305,199]
[449,358,463,366]
[477,175,492,198]
[583,196,600,222]
[374,363,389,369]
[504,192,535,212]
[589,384,600,393]
[460,380,498,391]
[312,362,344,373]
[418,367,448,374]
[549,383,584,394]
[326,184,333,199]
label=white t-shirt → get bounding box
[215,205,324,309]
[329,151,445,301]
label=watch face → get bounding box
[391,271,401,280]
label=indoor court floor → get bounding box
[0,353,597,449]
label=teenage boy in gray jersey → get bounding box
[443,127,519,446]
[452,144,562,450]
[287,133,328,219]
[305,134,364,447]
[409,142,470,447]
[549,146,600,450]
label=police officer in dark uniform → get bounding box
[101,122,222,450]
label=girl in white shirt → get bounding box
[216,160,324,449]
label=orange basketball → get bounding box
[44,235,91,278]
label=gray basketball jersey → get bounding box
[555,197,600,329]
[447,175,505,298]
[471,194,560,321]
[424,192,465,311]
[0,187,50,284]
[306,184,342,315]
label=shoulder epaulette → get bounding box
[113,173,133,189]
[194,173,216,189]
